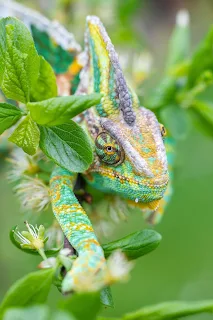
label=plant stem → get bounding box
[38,248,48,261]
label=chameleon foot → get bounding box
[62,251,107,293]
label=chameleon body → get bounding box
[0,3,173,291]
[50,16,169,290]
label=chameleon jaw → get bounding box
[85,166,169,204]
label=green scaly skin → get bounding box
[50,16,170,292]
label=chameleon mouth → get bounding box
[88,167,169,189]
[128,198,161,210]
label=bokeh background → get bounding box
[1,0,213,319]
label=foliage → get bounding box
[0,17,101,171]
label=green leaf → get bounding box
[188,26,213,88]
[190,106,213,138]
[27,93,101,126]
[9,115,40,155]
[147,11,189,111]
[3,306,75,320]
[160,104,189,140]
[98,318,120,320]
[10,226,62,257]
[53,310,76,320]
[123,300,213,320]
[0,269,54,316]
[102,229,161,260]
[166,10,190,69]
[147,78,177,110]
[30,56,57,102]
[39,121,93,172]
[193,100,213,126]
[100,287,114,308]
[59,292,101,320]
[0,102,22,134]
[0,18,40,103]
[3,305,50,320]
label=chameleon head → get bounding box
[86,107,169,206]
[83,16,169,212]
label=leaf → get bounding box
[147,11,189,110]
[148,11,189,110]
[147,78,177,110]
[10,226,62,257]
[53,310,76,320]
[193,100,213,126]
[3,306,75,320]
[187,26,213,88]
[39,121,93,172]
[123,300,213,320]
[0,102,22,134]
[0,18,39,103]
[30,56,57,102]
[190,106,213,138]
[100,287,114,308]
[3,305,50,320]
[0,269,54,316]
[27,94,101,126]
[102,229,161,260]
[160,104,189,140]
[59,292,101,320]
[9,115,40,155]
[98,318,120,320]
[166,10,190,69]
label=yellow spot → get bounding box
[69,58,83,76]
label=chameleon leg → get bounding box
[50,166,107,292]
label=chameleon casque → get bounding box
[0,1,174,292]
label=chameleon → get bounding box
[0,2,174,292]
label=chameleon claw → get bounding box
[62,251,107,293]
[62,250,134,293]
[62,272,74,293]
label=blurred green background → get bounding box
[1,0,213,319]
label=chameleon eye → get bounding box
[95,132,124,165]
[160,124,167,138]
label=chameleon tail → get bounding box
[50,166,107,292]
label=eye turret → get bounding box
[95,132,124,165]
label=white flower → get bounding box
[60,248,72,256]
[14,221,46,251]
[7,148,31,181]
[14,176,50,212]
[38,248,75,270]
[106,250,134,283]
[38,257,57,269]
[7,148,42,182]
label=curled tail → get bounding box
[50,167,107,292]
